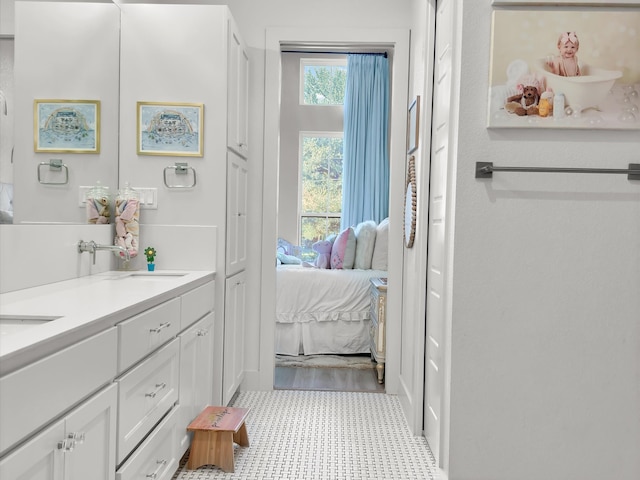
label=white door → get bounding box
[424,0,455,465]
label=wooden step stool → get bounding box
[186,406,250,473]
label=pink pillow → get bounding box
[331,227,356,269]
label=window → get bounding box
[300,59,347,105]
[299,133,343,259]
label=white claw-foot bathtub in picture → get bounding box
[535,59,623,112]
[488,60,638,130]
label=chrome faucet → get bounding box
[78,240,130,264]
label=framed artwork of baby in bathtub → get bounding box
[487,6,640,130]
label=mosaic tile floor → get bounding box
[173,390,438,480]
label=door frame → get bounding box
[257,26,411,394]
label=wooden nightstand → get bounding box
[369,277,387,384]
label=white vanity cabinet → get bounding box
[0,383,117,480]
[0,273,215,479]
[177,312,214,456]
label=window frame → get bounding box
[299,57,347,106]
[298,131,344,248]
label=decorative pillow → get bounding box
[277,252,301,265]
[354,220,377,269]
[277,237,292,255]
[371,217,389,270]
[330,227,356,269]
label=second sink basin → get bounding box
[104,272,187,282]
[0,315,62,336]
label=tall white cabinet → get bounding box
[118,4,249,406]
[223,16,249,405]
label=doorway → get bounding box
[273,49,386,393]
[258,27,411,396]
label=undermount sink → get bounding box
[129,273,186,278]
[106,272,187,281]
[0,315,62,336]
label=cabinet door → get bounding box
[177,312,215,456]
[227,18,249,158]
[194,313,214,413]
[177,320,198,456]
[226,151,248,277]
[237,40,249,156]
[223,272,246,405]
[0,418,64,480]
[65,384,117,480]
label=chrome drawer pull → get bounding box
[57,438,74,452]
[149,322,171,333]
[146,459,167,479]
[145,382,167,398]
[67,432,85,444]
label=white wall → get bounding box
[445,2,640,480]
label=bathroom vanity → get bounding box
[0,270,215,480]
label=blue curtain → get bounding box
[341,54,390,230]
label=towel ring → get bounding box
[37,159,69,185]
[163,162,197,188]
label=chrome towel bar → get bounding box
[37,159,69,185]
[163,162,197,188]
[476,162,640,181]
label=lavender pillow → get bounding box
[330,227,356,269]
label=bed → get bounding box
[275,218,389,356]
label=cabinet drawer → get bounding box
[118,298,180,373]
[180,281,214,331]
[0,328,117,455]
[116,406,179,480]
[116,339,179,464]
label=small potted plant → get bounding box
[144,247,157,271]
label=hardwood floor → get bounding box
[274,366,385,393]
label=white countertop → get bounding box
[0,270,215,376]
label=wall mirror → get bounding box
[1,1,120,225]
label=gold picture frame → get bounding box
[137,101,204,156]
[34,99,100,153]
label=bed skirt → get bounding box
[275,319,371,356]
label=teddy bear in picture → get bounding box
[504,74,544,116]
[312,240,333,269]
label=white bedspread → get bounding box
[276,265,387,323]
[275,265,387,355]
